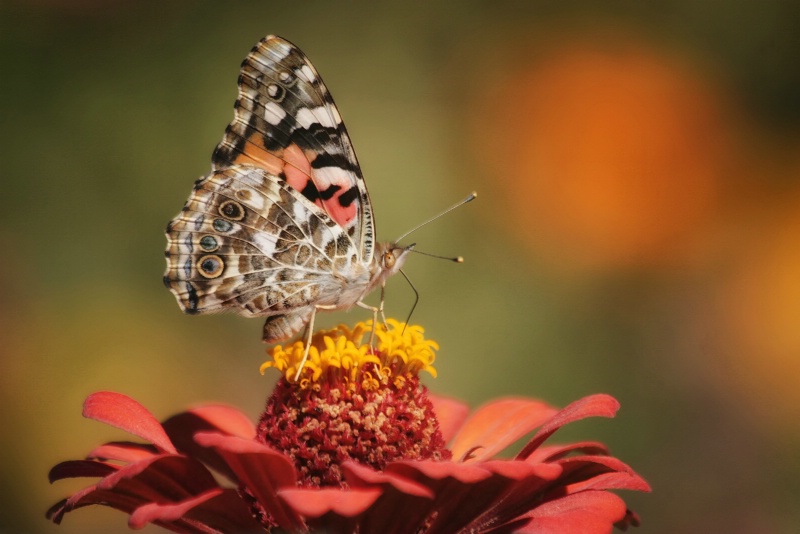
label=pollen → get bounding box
[261,319,439,387]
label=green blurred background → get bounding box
[3,1,800,532]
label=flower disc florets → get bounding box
[257,320,450,488]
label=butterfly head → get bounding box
[373,242,415,286]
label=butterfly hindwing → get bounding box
[212,35,375,263]
[164,165,361,325]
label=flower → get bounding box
[48,321,650,533]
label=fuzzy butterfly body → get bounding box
[164,35,410,344]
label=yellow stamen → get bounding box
[260,319,439,387]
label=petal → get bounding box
[87,441,159,463]
[278,487,382,517]
[96,454,219,501]
[517,490,628,534]
[47,484,115,524]
[344,461,433,499]
[444,461,564,534]
[385,460,562,534]
[480,459,563,483]
[387,459,493,484]
[524,441,610,463]
[557,455,651,493]
[129,487,265,532]
[194,431,303,532]
[183,405,256,438]
[517,394,620,460]
[162,407,256,482]
[48,455,219,527]
[450,398,558,462]
[83,392,177,454]
[384,461,494,533]
[48,459,117,483]
[568,471,652,494]
[343,462,435,534]
[279,487,382,534]
[429,394,470,444]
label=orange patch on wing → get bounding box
[237,138,359,229]
[233,134,285,175]
[283,144,316,201]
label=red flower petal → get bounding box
[343,461,436,534]
[429,394,470,444]
[278,487,382,534]
[129,487,264,532]
[568,471,653,494]
[87,442,159,463]
[387,459,493,484]
[384,460,564,534]
[96,454,219,501]
[517,394,620,460]
[48,459,117,483]
[518,490,629,534]
[47,484,111,524]
[448,461,564,533]
[83,392,177,454]
[279,487,382,517]
[193,431,303,532]
[557,455,652,493]
[449,398,558,462]
[525,441,611,463]
[344,461,434,499]
[48,455,218,527]
[162,406,256,482]
[185,405,256,438]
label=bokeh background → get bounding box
[3,1,800,532]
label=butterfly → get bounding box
[164,35,416,369]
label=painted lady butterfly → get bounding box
[164,35,433,365]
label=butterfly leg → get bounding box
[356,300,385,379]
[378,284,389,331]
[294,304,337,382]
[356,300,381,348]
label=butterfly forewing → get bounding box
[211,35,375,263]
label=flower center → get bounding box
[257,320,451,487]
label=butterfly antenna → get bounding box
[408,249,464,263]
[398,268,419,335]
[395,192,477,244]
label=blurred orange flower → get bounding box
[474,33,739,272]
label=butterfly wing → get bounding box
[212,35,375,263]
[164,165,364,341]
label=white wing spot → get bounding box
[296,106,339,129]
[299,65,316,83]
[264,101,287,126]
[253,231,279,256]
[313,166,358,190]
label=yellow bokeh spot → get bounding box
[261,319,439,387]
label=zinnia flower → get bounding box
[48,320,650,533]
